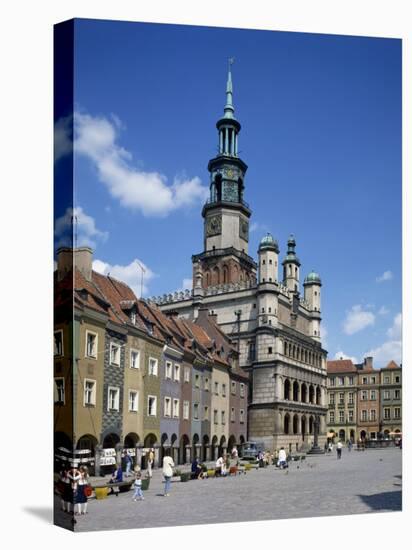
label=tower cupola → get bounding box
[282,234,301,293]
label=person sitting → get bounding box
[191,457,203,479]
[108,464,123,494]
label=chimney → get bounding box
[364,356,373,370]
[57,247,93,282]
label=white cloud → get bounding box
[73,111,208,216]
[343,305,375,335]
[54,115,72,162]
[378,305,389,315]
[334,350,358,364]
[376,270,393,283]
[55,206,108,249]
[364,313,402,367]
[92,258,155,298]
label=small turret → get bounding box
[258,233,279,283]
[282,235,300,293]
[303,270,322,341]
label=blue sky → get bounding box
[54,19,402,368]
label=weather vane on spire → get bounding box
[228,57,235,68]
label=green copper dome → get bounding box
[259,233,279,252]
[304,271,322,284]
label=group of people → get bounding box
[59,465,90,515]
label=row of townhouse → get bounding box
[54,247,249,473]
[326,357,402,443]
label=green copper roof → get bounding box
[259,233,279,251]
[282,233,301,265]
[304,271,322,284]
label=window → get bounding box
[329,393,335,405]
[184,367,190,383]
[203,406,209,420]
[193,403,199,420]
[147,395,157,416]
[183,400,189,420]
[361,410,367,421]
[384,408,390,420]
[130,349,140,369]
[339,411,344,423]
[361,390,368,401]
[148,357,158,376]
[129,390,138,412]
[214,381,219,395]
[164,397,171,417]
[370,376,376,384]
[54,378,65,404]
[195,374,200,388]
[54,330,63,356]
[348,376,354,386]
[383,390,390,400]
[268,347,273,354]
[214,409,218,424]
[370,390,376,401]
[262,259,266,265]
[348,392,354,405]
[240,383,245,397]
[394,389,400,400]
[348,410,354,422]
[84,379,96,406]
[110,343,120,365]
[384,376,390,384]
[395,376,400,383]
[173,398,179,418]
[394,407,401,419]
[231,381,236,395]
[239,409,245,423]
[339,393,344,405]
[338,377,344,386]
[204,377,209,391]
[85,331,97,358]
[370,410,376,421]
[222,383,226,397]
[130,311,137,325]
[329,411,335,423]
[165,361,172,379]
[174,364,180,381]
[108,387,120,411]
[221,410,226,425]
[362,377,368,385]
[230,407,235,422]
[329,378,336,387]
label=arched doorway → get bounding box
[350,429,355,442]
[309,385,315,404]
[293,381,299,401]
[293,414,299,435]
[360,430,367,441]
[301,416,307,441]
[284,413,290,435]
[160,433,169,462]
[316,387,321,405]
[124,432,139,449]
[102,432,120,449]
[54,431,72,452]
[211,435,218,461]
[219,435,226,458]
[76,435,98,474]
[301,383,307,403]
[202,434,209,462]
[228,435,236,455]
[142,433,157,469]
[339,429,345,441]
[284,379,291,400]
[180,434,190,464]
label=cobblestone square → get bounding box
[59,448,402,532]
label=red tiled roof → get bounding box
[327,359,357,374]
[383,360,400,370]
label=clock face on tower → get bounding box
[239,219,249,241]
[206,214,222,237]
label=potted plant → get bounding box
[141,475,150,491]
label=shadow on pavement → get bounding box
[357,490,401,512]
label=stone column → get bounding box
[115,443,123,467]
[172,445,179,465]
[195,443,202,461]
[204,445,211,461]
[185,445,192,464]
[276,376,283,401]
[153,444,160,468]
[135,445,143,470]
[274,409,281,434]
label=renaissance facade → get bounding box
[153,64,328,453]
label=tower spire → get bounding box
[224,57,235,119]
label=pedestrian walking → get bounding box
[162,449,175,496]
[277,447,287,469]
[328,442,333,454]
[124,452,133,477]
[337,440,343,459]
[215,455,224,476]
[348,439,353,452]
[147,448,154,478]
[132,472,144,501]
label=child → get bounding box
[132,472,144,501]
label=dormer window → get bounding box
[131,311,137,325]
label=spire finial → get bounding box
[224,57,235,119]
